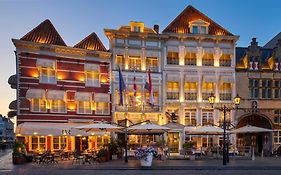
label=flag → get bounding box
[133,75,137,106]
[145,68,154,106]
[118,66,126,106]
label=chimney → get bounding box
[154,25,159,34]
[251,38,258,46]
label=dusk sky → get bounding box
[1,0,281,116]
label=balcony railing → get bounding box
[167,92,179,100]
[202,92,213,101]
[185,92,197,100]
[167,58,179,65]
[219,60,231,67]
[220,93,232,101]
[202,59,214,66]
[185,58,196,66]
[114,104,160,112]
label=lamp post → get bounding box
[208,93,241,165]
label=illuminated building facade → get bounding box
[12,20,111,152]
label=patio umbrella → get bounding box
[230,125,273,133]
[185,125,225,135]
[74,122,124,132]
[127,123,170,134]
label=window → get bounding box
[30,99,47,113]
[86,70,100,87]
[39,67,56,84]
[167,52,179,65]
[220,54,231,67]
[77,101,92,114]
[116,55,125,69]
[50,100,66,113]
[202,82,215,100]
[189,20,209,34]
[53,136,67,150]
[192,26,199,34]
[185,52,196,65]
[167,81,179,100]
[202,53,214,66]
[261,80,272,99]
[249,79,259,99]
[128,56,141,71]
[202,136,213,147]
[274,110,281,124]
[184,82,197,100]
[185,109,196,126]
[146,57,158,72]
[274,131,281,144]
[134,26,141,32]
[220,83,232,101]
[95,102,110,115]
[31,136,46,151]
[274,80,281,99]
[202,110,214,125]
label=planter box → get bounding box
[140,154,153,167]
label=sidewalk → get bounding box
[12,156,281,171]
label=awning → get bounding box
[74,92,92,101]
[36,59,55,68]
[231,125,273,133]
[94,93,110,102]
[16,122,90,136]
[127,123,170,134]
[26,89,45,99]
[75,122,123,132]
[84,64,100,71]
[46,90,66,101]
[203,76,217,83]
[185,125,225,135]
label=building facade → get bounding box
[12,19,111,152]
[0,116,14,148]
[236,37,281,155]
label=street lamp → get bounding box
[208,93,241,165]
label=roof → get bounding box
[264,32,281,49]
[163,5,233,36]
[20,19,67,46]
[74,32,107,51]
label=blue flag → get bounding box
[118,66,126,106]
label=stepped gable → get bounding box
[74,32,107,51]
[20,19,67,46]
[163,5,233,36]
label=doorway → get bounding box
[167,132,179,153]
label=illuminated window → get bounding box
[146,57,158,72]
[185,109,196,126]
[167,52,179,65]
[95,102,110,115]
[202,53,214,66]
[202,110,214,125]
[220,83,232,101]
[116,55,125,69]
[184,82,197,100]
[185,52,196,65]
[77,101,92,114]
[53,136,67,150]
[39,67,56,84]
[50,100,66,113]
[128,56,141,71]
[86,71,100,87]
[220,54,231,67]
[202,82,215,100]
[31,136,46,151]
[167,81,179,100]
[31,99,47,113]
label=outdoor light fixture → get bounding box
[208,93,241,166]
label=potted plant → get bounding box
[104,138,119,160]
[12,141,26,164]
[135,147,157,167]
[96,149,108,162]
[183,141,196,160]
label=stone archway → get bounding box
[236,114,273,155]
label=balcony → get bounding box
[185,92,197,101]
[220,93,232,101]
[219,59,231,67]
[114,104,160,112]
[185,58,196,66]
[167,58,179,65]
[202,59,214,66]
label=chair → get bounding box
[72,152,84,165]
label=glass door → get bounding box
[167,132,179,153]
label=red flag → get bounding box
[145,69,154,106]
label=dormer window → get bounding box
[130,21,144,32]
[189,19,209,34]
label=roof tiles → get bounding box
[74,32,107,51]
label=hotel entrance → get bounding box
[75,136,88,152]
[167,132,179,153]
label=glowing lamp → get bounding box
[234,94,241,106]
[79,77,85,82]
[208,93,215,108]
[33,132,38,135]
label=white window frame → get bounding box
[95,102,110,115]
[52,136,68,150]
[50,100,67,113]
[39,66,57,84]
[202,110,214,125]
[189,20,209,34]
[274,130,281,144]
[85,70,100,87]
[185,109,197,126]
[30,98,47,113]
[29,136,47,151]
[77,101,92,114]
